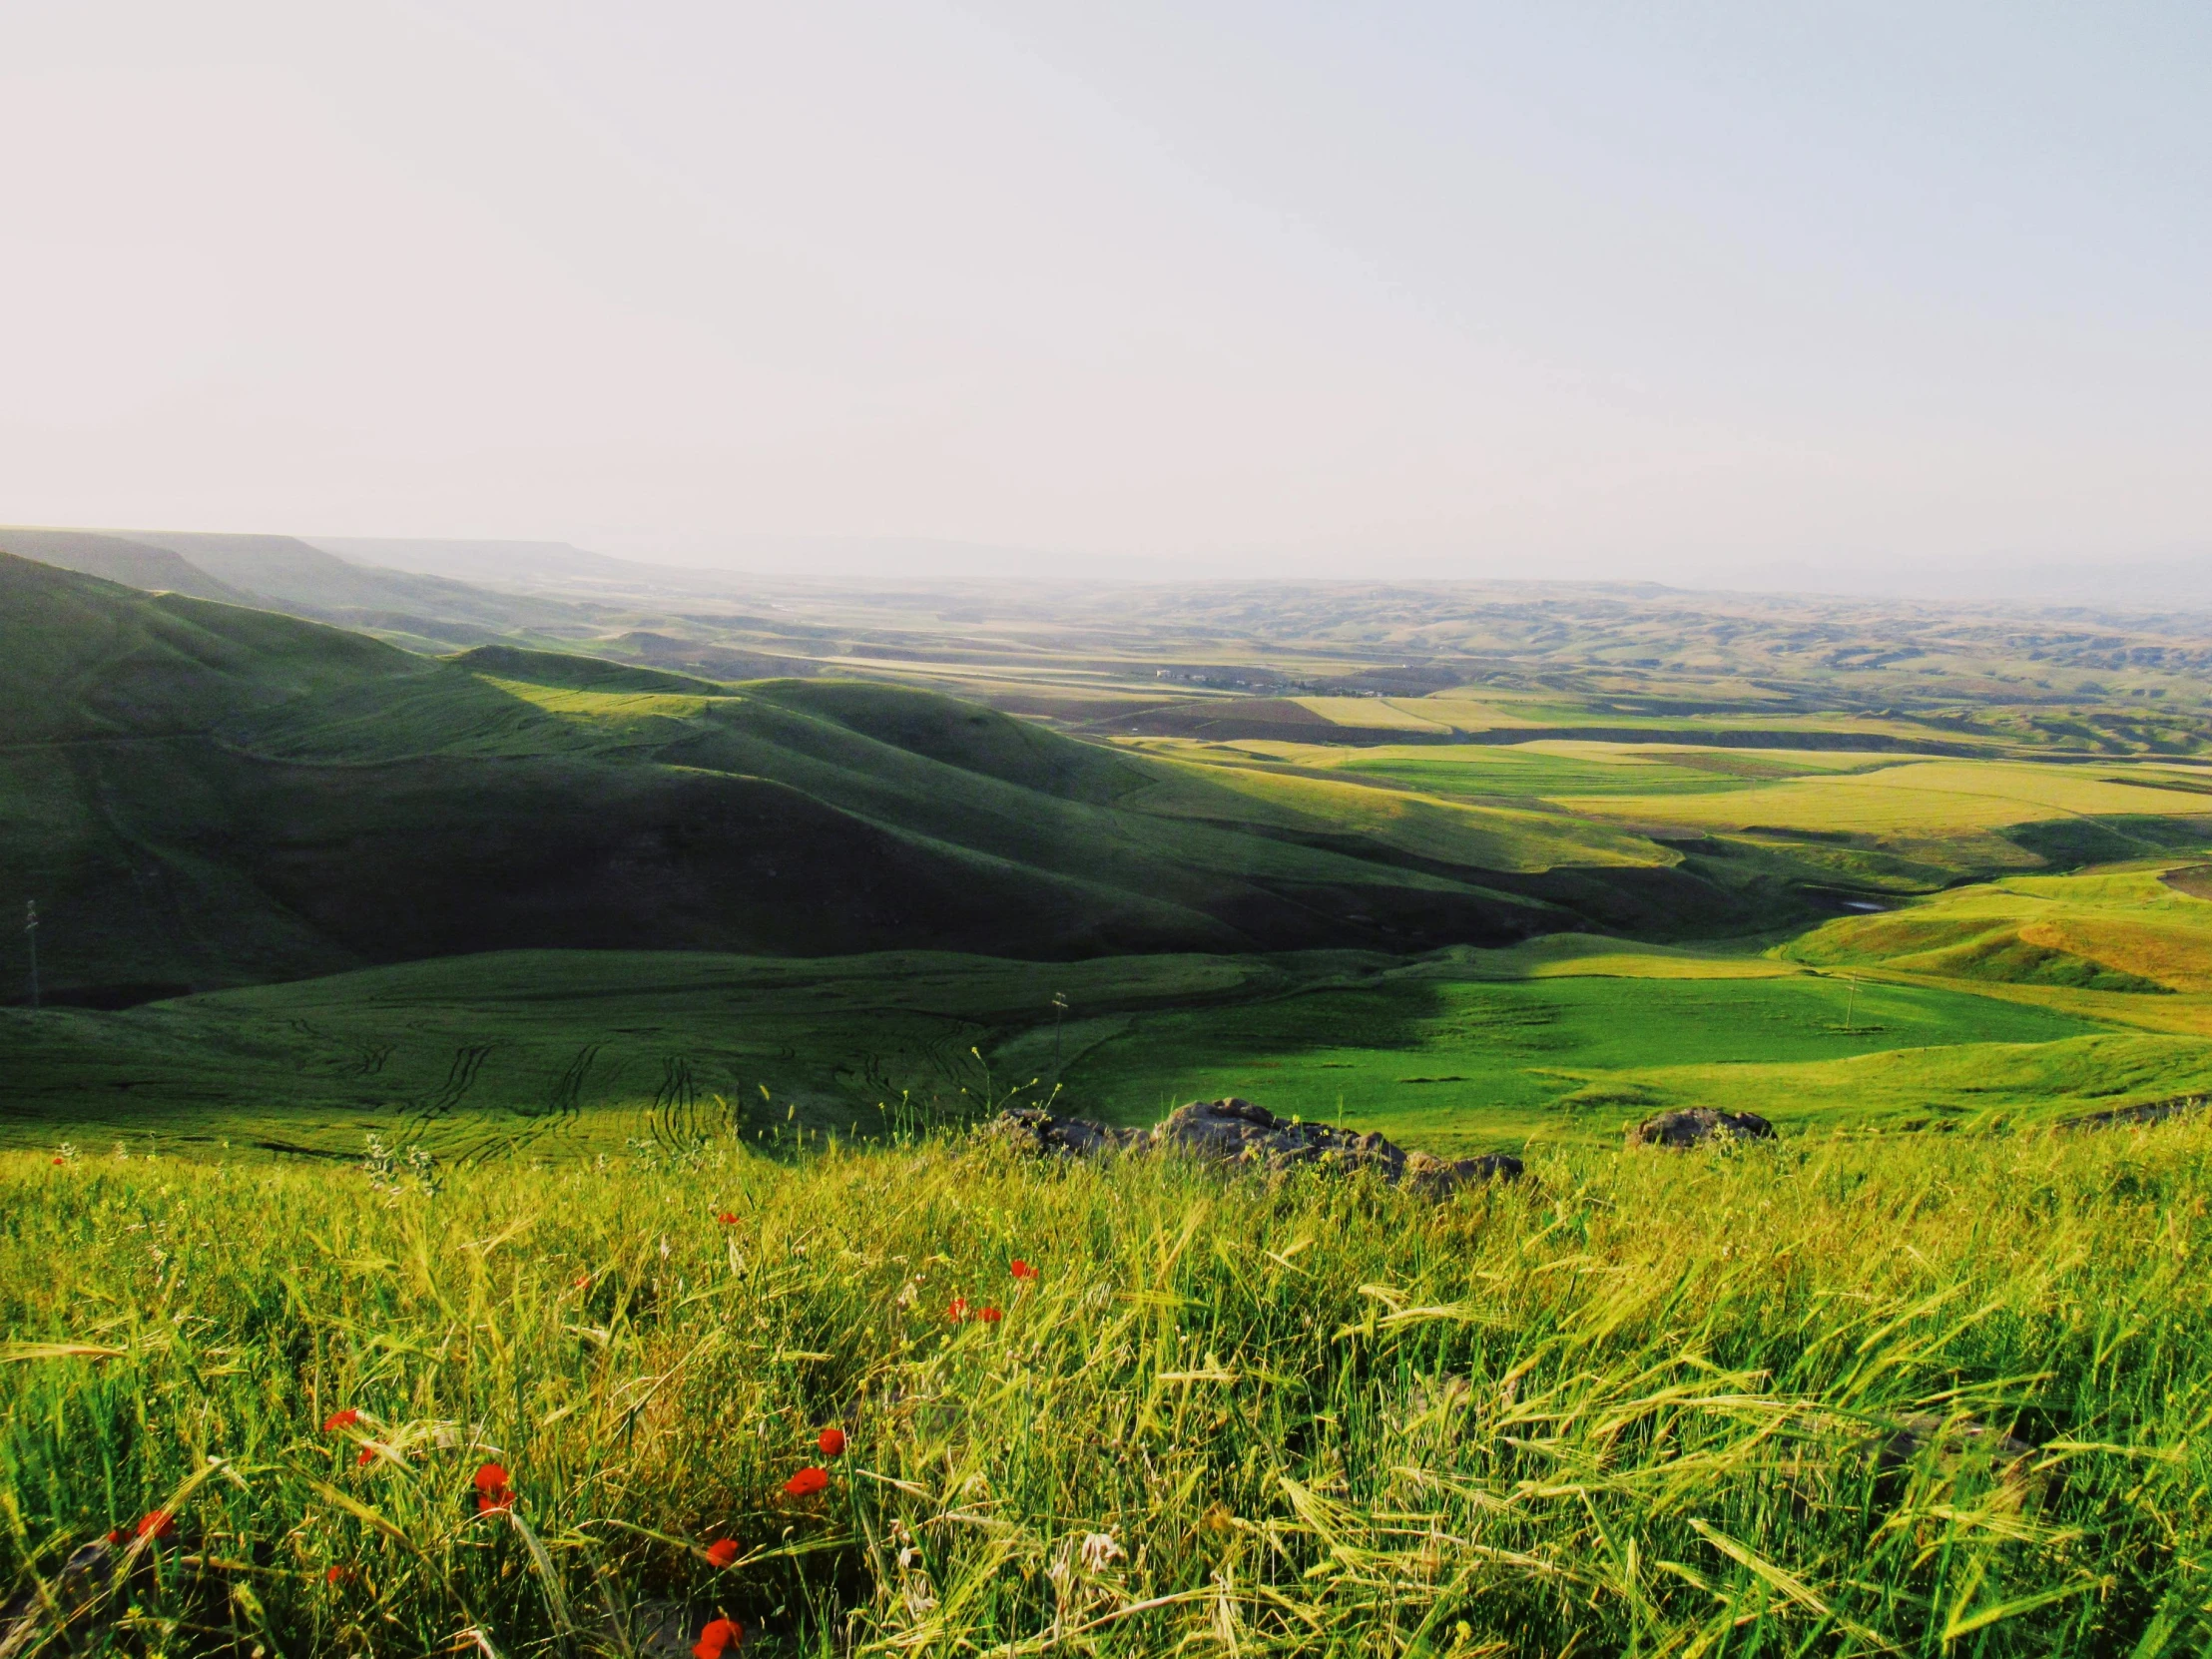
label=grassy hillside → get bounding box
[6,924,2193,1160]
[1783,861,2212,1025]
[5,1121,2211,1655]
[9,555,1824,1003]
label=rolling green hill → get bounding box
[2,554,1813,1004]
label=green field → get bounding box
[6,1121,2212,1655]
[7,918,2198,1162]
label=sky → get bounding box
[1,2,2207,582]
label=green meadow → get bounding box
[6,1119,2212,1656]
[4,906,2195,1163]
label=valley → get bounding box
[9,537,2212,1166]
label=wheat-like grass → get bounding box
[2,1121,2208,1655]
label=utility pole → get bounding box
[1842,971,1857,1035]
[1051,992,1069,1073]
[23,901,38,1011]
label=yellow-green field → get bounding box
[1558,760,2212,835]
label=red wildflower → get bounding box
[104,1529,122,1545]
[474,1461,515,1512]
[817,1426,845,1457]
[717,1211,739,1226]
[356,1447,376,1467]
[52,1157,64,1166]
[977,1306,1002,1324]
[782,1465,829,1498]
[323,1407,361,1432]
[325,1564,352,1585]
[1010,1260,1038,1281]
[947,1297,969,1322]
[694,1616,745,1659]
[704,1536,740,1569]
[574,1274,591,1289]
[135,1510,176,1541]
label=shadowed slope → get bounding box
[4,557,1759,1001]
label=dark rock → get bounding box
[994,1098,1521,1198]
[993,1106,1145,1159]
[0,1532,153,1653]
[1876,1412,2035,1475]
[1626,1108,1775,1149]
[2058,1093,2207,1131]
[1872,1413,2043,1505]
[1153,1097,1407,1179]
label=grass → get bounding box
[6,1119,2212,1655]
[4,930,2185,1161]
[1045,958,2113,1148]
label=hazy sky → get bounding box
[2,2,2207,578]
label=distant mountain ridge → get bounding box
[0,525,597,646]
[0,528,254,606]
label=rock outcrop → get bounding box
[996,1097,1521,1196]
[1625,1107,1775,1149]
[995,1107,1148,1159]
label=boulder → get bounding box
[1153,1097,1403,1178]
[994,1105,1146,1159]
[1625,1107,1775,1149]
[1875,1412,2035,1477]
[994,1098,1520,1197]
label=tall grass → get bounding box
[3,1121,2210,1655]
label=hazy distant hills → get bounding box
[0,525,598,647]
[305,536,671,589]
[0,528,257,607]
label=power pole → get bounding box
[1051,992,1069,1073]
[23,901,38,1011]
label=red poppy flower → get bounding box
[717,1212,739,1226]
[135,1510,176,1541]
[474,1461,515,1512]
[977,1306,1002,1324]
[694,1616,745,1659]
[325,1564,352,1585]
[323,1408,361,1432]
[574,1274,591,1289]
[52,1156,64,1166]
[704,1536,740,1569]
[817,1426,845,1457]
[947,1298,969,1322]
[356,1447,376,1467]
[782,1465,829,1497]
[1010,1260,1038,1281]
[104,1529,122,1546]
